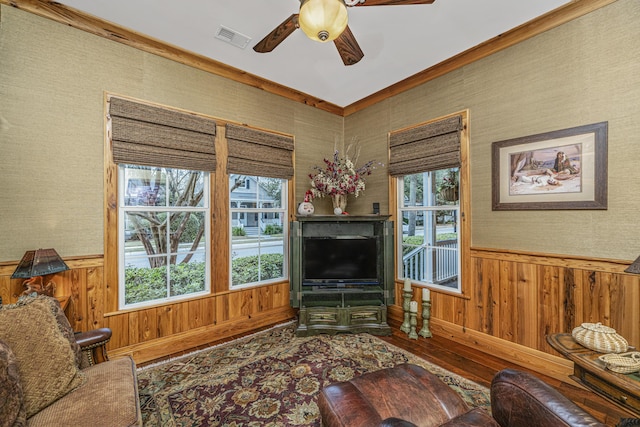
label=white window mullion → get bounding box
[397,170,461,294]
[229,176,288,289]
[118,165,210,310]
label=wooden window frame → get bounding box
[388,110,471,297]
[104,95,296,314]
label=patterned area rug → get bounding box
[137,323,490,426]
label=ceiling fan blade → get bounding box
[253,14,299,53]
[334,26,364,66]
[353,0,435,6]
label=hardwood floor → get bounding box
[138,319,635,426]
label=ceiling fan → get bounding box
[253,0,435,66]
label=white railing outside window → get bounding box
[397,169,461,293]
[403,240,458,284]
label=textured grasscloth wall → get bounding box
[347,0,640,261]
[463,0,639,260]
[2,1,639,263]
[0,6,342,261]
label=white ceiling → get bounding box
[57,0,570,107]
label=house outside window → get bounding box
[398,168,460,292]
[118,164,210,308]
[230,174,287,288]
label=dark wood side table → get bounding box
[547,333,640,417]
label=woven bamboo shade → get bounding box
[109,96,217,171]
[226,123,294,179]
[388,115,462,176]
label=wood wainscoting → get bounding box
[389,247,640,382]
[2,247,638,369]
[0,256,295,364]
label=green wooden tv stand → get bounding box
[290,215,394,337]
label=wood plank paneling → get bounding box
[389,248,640,385]
[0,276,10,304]
[571,268,586,332]
[254,285,272,312]
[472,257,497,334]
[111,306,294,363]
[69,268,86,331]
[1,246,637,366]
[86,267,104,331]
[0,256,295,363]
[539,265,562,353]
[230,290,252,320]
[452,250,637,353]
[187,298,215,330]
[498,260,517,343]
[157,305,174,337]
[137,308,158,342]
[516,262,537,349]
[105,313,129,350]
[617,275,640,346]
[215,293,230,324]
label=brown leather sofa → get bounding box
[318,363,605,427]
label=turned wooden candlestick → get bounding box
[419,299,432,338]
[409,309,419,340]
[400,290,412,334]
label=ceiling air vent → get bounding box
[215,26,251,49]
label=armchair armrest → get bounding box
[74,327,112,366]
[490,368,605,427]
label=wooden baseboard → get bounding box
[109,307,295,364]
[388,305,574,383]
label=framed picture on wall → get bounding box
[492,122,608,210]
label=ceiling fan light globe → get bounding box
[299,0,348,43]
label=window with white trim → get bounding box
[224,123,293,289]
[389,113,468,294]
[229,174,287,288]
[118,164,210,308]
[398,168,460,292]
[108,95,216,310]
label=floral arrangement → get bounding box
[439,169,459,191]
[307,142,381,201]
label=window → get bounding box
[229,174,287,288]
[107,97,294,310]
[107,95,217,310]
[118,165,210,308]
[224,123,294,289]
[389,112,468,294]
[398,168,460,292]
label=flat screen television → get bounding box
[302,236,379,286]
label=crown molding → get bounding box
[0,0,617,117]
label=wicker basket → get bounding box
[598,352,640,374]
[571,322,628,354]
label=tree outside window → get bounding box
[119,164,210,308]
